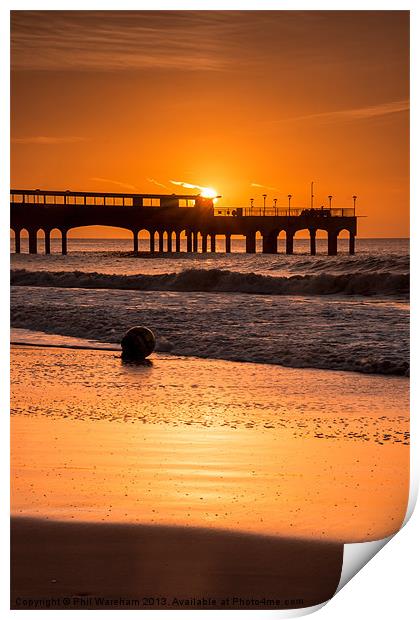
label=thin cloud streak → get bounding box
[89,177,138,190]
[251,182,280,191]
[289,100,409,123]
[146,178,167,189]
[11,11,244,72]
[12,135,88,144]
[170,180,205,193]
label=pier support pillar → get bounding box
[29,229,37,254]
[175,232,181,253]
[328,231,338,256]
[14,230,20,254]
[193,232,198,253]
[309,229,316,256]
[158,231,164,253]
[167,232,173,253]
[202,233,208,253]
[286,231,294,255]
[263,233,277,254]
[186,232,192,253]
[149,232,155,253]
[133,231,138,255]
[61,230,67,256]
[349,232,355,255]
[210,233,216,253]
[246,232,256,254]
[225,234,231,253]
[45,230,51,255]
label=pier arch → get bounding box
[312,229,327,254]
[294,228,318,255]
[163,231,169,253]
[169,231,177,253]
[36,229,46,254]
[67,225,132,255]
[136,229,152,254]
[231,234,246,253]
[196,232,204,253]
[277,230,286,253]
[178,229,189,253]
[337,228,355,255]
[18,228,30,254]
[48,228,63,254]
[255,231,263,253]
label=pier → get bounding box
[10,189,357,256]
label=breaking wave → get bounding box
[287,253,409,275]
[11,268,409,297]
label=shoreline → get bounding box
[10,330,411,379]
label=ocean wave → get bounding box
[11,268,409,297]
[287,253,409,275]
[11,285,409,377]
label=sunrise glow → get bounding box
[200,187,218,200]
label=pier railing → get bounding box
[214,206,355,218]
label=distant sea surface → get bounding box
[11,238,409,376]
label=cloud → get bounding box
[146,178,167,189]
[290,100,409,123]
[89,177,138,190]
[170,180,217,198]
[170,180,200,190]
[170,180,209,193]
[12,135,88,144]
[251,182,280,191]
[11,11,244,72]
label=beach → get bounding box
[10,344,409,609]
[10,237,410,609]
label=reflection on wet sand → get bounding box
[11,346,409,540]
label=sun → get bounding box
[200,187,218,200]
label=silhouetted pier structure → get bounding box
[10,189,357,256]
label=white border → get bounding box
[2,2,417,619]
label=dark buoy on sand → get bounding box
[121,326,156,361]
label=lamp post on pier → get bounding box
[262,193,267,215]
[311,181,314,209]
[352,195,357,215]
[328,195,333,210]
[273,198,277,212]
[288,194,292,217]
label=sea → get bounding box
[10,237,409,377]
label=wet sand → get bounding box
[10,345,409,609]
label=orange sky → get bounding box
[11,10,409,237]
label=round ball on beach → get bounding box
[121,326,156,360]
